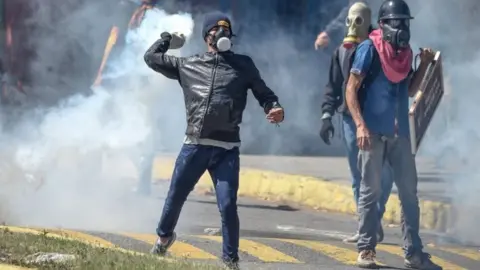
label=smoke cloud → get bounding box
[406,0,479,244]
[0,0,194,231]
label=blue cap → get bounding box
[202,12,232,39]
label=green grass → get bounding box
[0,228,221,269]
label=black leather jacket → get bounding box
[144,38,282,143]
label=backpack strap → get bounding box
[338,46,355,82]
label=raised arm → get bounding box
[144,33,183,80]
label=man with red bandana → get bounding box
[345,0,441,269]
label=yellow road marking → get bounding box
[427,243,480,261]
[0,226,63,238]
[198,236,300,263]
[0,264,34,270]
[121,233,216,260]
[377,244,465,270]
[277,239,361,265]
[0,226,173,262]
[36,228,116,248]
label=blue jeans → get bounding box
[357,135,423,256]
[342,115,393,219]
[156,144,240,262]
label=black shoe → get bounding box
[150,232,176,256]
[405,252,442,270]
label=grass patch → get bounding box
[0,228,221,269]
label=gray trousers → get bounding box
[357,135,423,257]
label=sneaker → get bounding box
[222,259,240,270]
[357,250,377,268]
[377,224,384,243]
[150,232,177,256]
[344,232,360,243]
[405,252,442,270]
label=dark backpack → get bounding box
[337,40,381,113]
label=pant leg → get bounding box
[208,147,240,262]
[378,162,394,220]
[386,137,423,257]
[342,115,362,207]
[357,135,385,252]
[156,144,210,238]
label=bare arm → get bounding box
[345,73,367,128]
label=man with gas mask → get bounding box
[319,1,394,244]
[143,12,284,269]
[315,0,380,50]
[345,0,441,269]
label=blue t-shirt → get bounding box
[350,39,411,138]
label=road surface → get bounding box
[8,181,479,270]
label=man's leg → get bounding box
[208,147,240,267]
[378,163,394,220]
[342,115,363,243]
[342,115,362,206]
[387,137,441,269]
[377,162,394,242]
[153,144,210,255]
[357,135,385,268]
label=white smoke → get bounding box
[0,4,194,231]
[406,0,480,244]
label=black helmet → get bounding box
[378,0,414,21]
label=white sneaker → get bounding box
[357,250,377,268]
[343,232,360,243]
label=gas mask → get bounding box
[343,2,371,49]
[380,19,410,50]
[210,27,232,52]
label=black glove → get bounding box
[160,32,172,42]
[154,32,170,52]
[160,31,185,50]
[319,117,335,145]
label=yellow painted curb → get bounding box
[0,264,34,270]
[152,156,450,230]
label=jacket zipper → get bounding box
[199,54,218,135]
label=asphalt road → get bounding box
[9,181,479,270]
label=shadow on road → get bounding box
[188,199,299,212]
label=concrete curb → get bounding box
[152,157,450,231]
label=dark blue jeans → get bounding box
[342,114,394,219]
[156,144,240,262]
